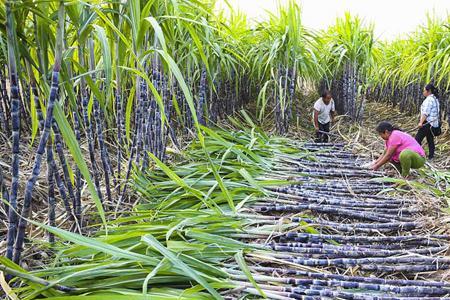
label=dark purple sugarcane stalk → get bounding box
[51,118,77,219]
[271,241,447,256]
[209,79,218,124]
[269,243,448,258]
[13,1,65,264]
[92,97,113,205]
[197,65,207,126]
[248,266,450,288]
[289,63,297,124]
[255,204,394,222]
[73,111,82,220]
[286,255,450,267]
[281,232,449,244]
[88,37,112,205]
[5,0,22,261]
[238,281,447,300]
[290,217,418,231]
[134,76,146,165]
[46,140,55,243]
[231,274,450,297]
[51,151,73,221]
[78,43,103,205]
[118,76,147,205]
[268,190,407,208]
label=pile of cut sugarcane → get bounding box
[3,126,450,300]
[227,142,450,300]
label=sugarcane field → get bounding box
[2,0,450,299]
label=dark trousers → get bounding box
[415,123,435,159]
[316,122,330,143]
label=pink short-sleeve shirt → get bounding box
[385,130,425,162]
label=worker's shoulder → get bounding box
[314,98,323,105]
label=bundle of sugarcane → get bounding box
[269,187,409,204]
[266,242,448,257]
[253,204,409,222]
[279,233,449,249]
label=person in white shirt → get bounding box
[415,83,440,159]
[313,90,336,143]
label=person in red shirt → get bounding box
[371,122,426,177]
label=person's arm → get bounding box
[372,146,397,171]
[313,110,320,131]
[418,98,430,128]
[418,114,427,128]
[373,150,386,165]
[330,100,336,123]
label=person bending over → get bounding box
[313,90,335,143]
[372,122,426,177]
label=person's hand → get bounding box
[314,126,319,133]
[417,122,423,128]
[361,161,375,169]
[371,164,379,171]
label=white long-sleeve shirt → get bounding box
[420,95,440,127]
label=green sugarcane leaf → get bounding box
[238,168,264,193]
[53,103,106,228]
[141,235,223,300]
[186,229,261,250]
[30,89,39,145]
[147,152,204,200]
[125,85,136,142]
[145,17,167,54]
[92,24,112,98]
[26,218,160,266]
[234,250,266,298]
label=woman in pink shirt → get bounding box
[372,122,426,177]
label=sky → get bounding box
[216,0,450,40]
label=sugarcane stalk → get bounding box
[12,1,65,264]
[73,111,82,220]
[78,41,103,205]
[46,140,55,243]
[5,0,22,262]
[0,264,80,293]
[51,118,77,218]
[245,266,450,288]
[254,203,395,222]
[88,37,113,206]
[281,232,449,244]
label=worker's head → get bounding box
[423,83,437,97]
[321,90,332,104]
[376,121,395,140]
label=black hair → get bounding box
[376,121,401,133]
[321,90,332,99]
[425,83,439,98]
